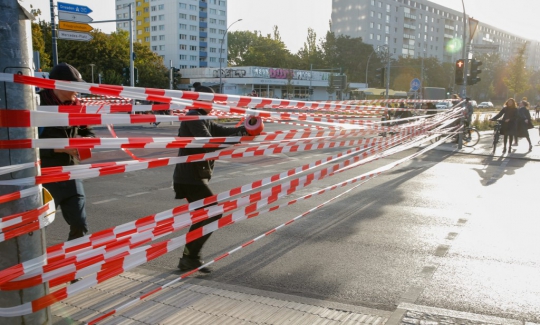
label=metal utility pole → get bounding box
[0,1,51,324]
[49,0,58,66]
[460,0,468,98]
[219,18,242,93]
[129,3,134,87]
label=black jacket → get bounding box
[173,109,247,185]
[38,89,95,167]
[491,106,518,136]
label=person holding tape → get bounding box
[39,63,95,241]
[173,85,262,273]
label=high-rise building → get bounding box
[331,0,540,69]
[115,0,229,69]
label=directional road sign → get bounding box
[59,21,93,32]
[59,11,93,23]
[410,78,421,91]
[57,2,92,14]
[58,30,93,42]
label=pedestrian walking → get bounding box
[172,85,262,273]
[517,99,534,152]
[39,63,95,241]
[535,103,540,119]
[490,98,519,154]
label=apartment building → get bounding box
[115,0,228,69]
[331,0,540,69]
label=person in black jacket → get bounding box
[490,98,518,154]
[517,99,534,152]
[173,85,254,273]
[39,63,95,241]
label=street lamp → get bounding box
[219,18,242,93]
[365,45,387,87]
[89,63,95,83]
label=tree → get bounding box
[297,28,325,70]
[504,42,530,99]
[31,23,170,88]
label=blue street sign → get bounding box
[57,2,93,14]
[410,78,421,91]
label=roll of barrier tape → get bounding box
[244,116,264,136]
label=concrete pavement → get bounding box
[50,127,540,325]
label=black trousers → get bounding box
[174,183,221,259]
[44,179,88,241]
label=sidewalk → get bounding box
[50,128,540,325]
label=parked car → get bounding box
[469,100,478,108]
[435,101,452,109]
[477,101,494,108]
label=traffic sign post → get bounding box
[410,78,421,91]
[59,11,93,23]
[57,2,92,14]
[58,21,93,32]
[58,30,93,41]
[57,2,94,42]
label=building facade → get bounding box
[115,0,228,69]
[179,66,365,100]
[331,0,540,69]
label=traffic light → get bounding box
[375,67,385,87]
[455,59,465,85]
[122,67,130,85]
[468,59,482,85]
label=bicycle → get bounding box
[491,120,502,153]
[429,126,480,147]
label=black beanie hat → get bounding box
[49,63,84,82]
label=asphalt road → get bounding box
[45,122,540,324]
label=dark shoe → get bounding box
[178,257,212,273]
[529,145,533,152]
[70,278,81,284]
[502,147,506,153]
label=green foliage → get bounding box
[31,22,170,88]
[503,43,530,98]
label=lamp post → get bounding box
[365,44,387,87]
[219,18,242,93]
[89,63,95,83]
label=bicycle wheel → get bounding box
[492,131,500,153]
[462,128,480,147]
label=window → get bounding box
[179,23,187,29]
[158,4,164,9]
[189,4,197,10]
[151,6,156,11]
[209,18,216,23]
[180,44,187,50]
[190,15,197,20]
[209,38,216,43]
[218,20,225,25]
[159,35,165,40]
[179,13,187,19]
[159,25,165,30]
[151,36,157,41]
[370,22,374,28]
[209,28,216,33]
[190,25,197,31]
[210,47,216,52]
[179,65,187,69]
[190,35,197,40]
[190,55,197,61]
[151,16,157,21]
[210,57,217,62]
[180,54,187,60]
[152,26,157,31]
[159,14,165,20]
[144,37,150,42]
[179,3,187,9]
[190,45,197,51]
[179,34,187,39]
[159,45,165,50]
[152,46,157,51]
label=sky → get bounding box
[23,0,540,53]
